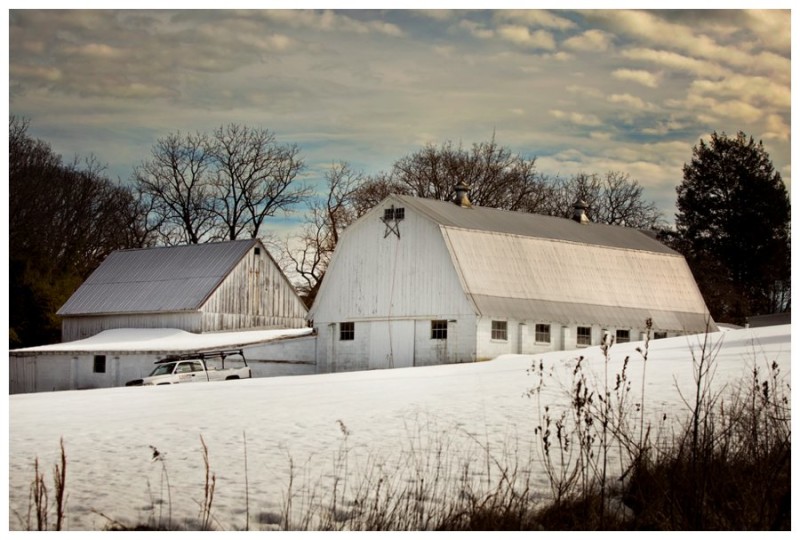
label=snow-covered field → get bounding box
[7,325,791,530]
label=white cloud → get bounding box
[261,10,403,36]
[690,75,790,110]
[607,93,656,111]
[494,10,576,31]
[742,10,791,52]
[762,114,790,141]
[620,48,727,78]
[612,69,659,88]
[550,110,602,127]
[497,25,556,50]
[562,29,613,52]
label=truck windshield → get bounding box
[149,363,176,376]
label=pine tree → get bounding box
[676,131,790,323]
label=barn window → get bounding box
[93,355,106,374]
[340,322,355,341]
[383,207,405,220]
[491,320,507,341]
[577,326,592,346]
[254,247,261,256]
[431,320,448,340]
[616,329,630,343]
[535,324,551,343]
[654,331,668,340]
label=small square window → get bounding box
[491,320,507,341]
[653,331,668,340]
[93,355,106,374]
[340,322,355,341]
[535,324,551,343]
[577,326,592,346]
[254,247,261,256]
[616,329,630,343]
[431,320,448,340]
[383,207,405,220]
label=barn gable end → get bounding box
[58,239,307,341]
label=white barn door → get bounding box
[370,320,415,369]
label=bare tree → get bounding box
[388,136,550,211]
[286,162,364,305]
[135,125,309,244]
[209,124,309,240]
[133,131,217,245]
[545,171,663,229]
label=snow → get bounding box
[11,327,314,353]
[7,325,791,531]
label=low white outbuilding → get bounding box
[309,191,716,373]
[9,327,316,394]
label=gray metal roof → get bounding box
[57,239,259,316]
[393,194,676,254]
[470,295,713,333]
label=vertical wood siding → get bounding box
[310,202,475,323]
[62,312,203,342]
[61,245,307,341]
[201,246,308,331]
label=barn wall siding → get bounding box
[10,335,317,394]
[9,353,159,393]
[62,313,204,342]
[412,316,477,366]
[310,200,482,373]
[202,246,308,331]
[244,336,317,378]
[310,202,476,323]
[314,316,478,373]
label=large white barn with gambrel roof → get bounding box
[309,190,715,373]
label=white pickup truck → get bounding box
[126,349,251,386]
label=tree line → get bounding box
[8,117,790,347]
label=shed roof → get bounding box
[11,327,314,354]
[57,239,259,316]
[392,194,675,254]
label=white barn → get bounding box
[309,191,716,373]
[57,238,308,341]
[10,239,314,393]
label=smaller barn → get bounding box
[9,327,316,394]
[10,238,315,393]
[57,238,308,341]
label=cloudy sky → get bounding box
[7,7,792,233]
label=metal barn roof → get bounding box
[381,194,713,333]
[11,327,314,354]
[392,194,676,254]
[57,239,259,316]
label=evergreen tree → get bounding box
[675,131,790,323]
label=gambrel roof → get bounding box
[58,239,260,316]
[394,194,674,254]
[327,194,715,333]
